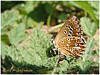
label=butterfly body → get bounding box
[54,16,86,58]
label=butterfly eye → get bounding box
[64,30,67,34]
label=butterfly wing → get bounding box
[55,20,75,47]
[54,16,86,58]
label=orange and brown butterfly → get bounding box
[54,16,86,59]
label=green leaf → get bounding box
[25,1,35,13]
[80,17,97,36]
[1,10,19,29]
[73,1,98,25]
[8,23,27,45]
[26,17,34,28]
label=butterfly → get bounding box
[54,16,86,58]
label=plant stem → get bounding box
[52,50,60,74]
[47,13,52,26]
[48,23,64,33]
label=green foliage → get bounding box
[1,10,19,30]
[1,42,8,57]
[1,34,10,45]
[83,37,95,61]
[45,3,54,14]
[80,17,97,36]
[75,60,94,73]
[73,1,98,25]
[56,60,69,74]
[88,1,99,20]
[17,1,36,15]
[22,16,34,28]
[45,3,56,26]
[8,23,27,46]
[1,29,58,73]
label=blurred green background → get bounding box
[1,1,99,74]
